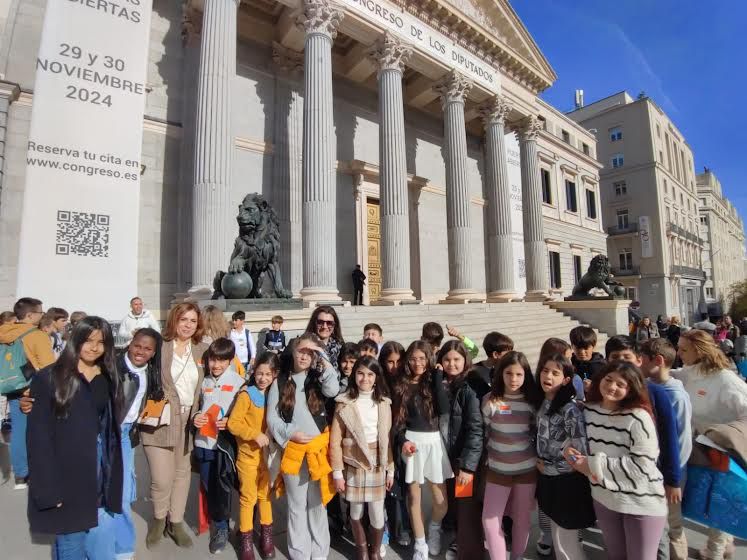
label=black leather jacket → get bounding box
[442,373,485,473]
[117,351,162,445]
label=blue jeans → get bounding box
[110,423,136,559]
[8,396,28,478]
[193,447,228,530]
[54,508,116,560]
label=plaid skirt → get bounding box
[344,443,386,503]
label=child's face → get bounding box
[608,349,642,367]
[573,345,593,361]
[502,364,525,395]
[441,350,465,377]
[209,358,231,377]
[600,372,629,405]
[340,356,356,377]
[128,335,156,368]
[677,337,697,366]
[364,329,382,344]
[53,317,68,333]
[639,354,658,378]
[360,347,377,358]
[408,349,428,377]
[232,318,244,330]
[271,321,282,331]
[80,330,105,365]
[355,365,376,392]
[384,353,401,375]
[539,360,569,395]
[293,340,317,371]
[253,364,275,391]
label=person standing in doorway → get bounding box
[118,297,161,345]
[352,265,366,306]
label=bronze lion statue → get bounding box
[571,254,626,298]
[213,193,292,299]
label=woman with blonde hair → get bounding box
[201,304,230,343]
[674,329,747,559]
[141,302,208,549]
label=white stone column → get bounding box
[517,115,548,300]
[272,43,304,297]
[368,33,414,304]
[434,71,478,303]
[299,0,343,302]
[190,0,239,295]
[480,96,516,302]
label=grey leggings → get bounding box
[350,500,385,529]
[594,500,667,560]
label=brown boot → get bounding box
[239,531,256,560]
[145,517,166,549]
[367,526,384,560]
[350,518,369,560]
[258,524,275,558]
[165,520,193,548]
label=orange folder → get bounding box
[455,478,474,498]
[199,404,222,439]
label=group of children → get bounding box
[162,317,743,560]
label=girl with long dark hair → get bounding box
[266,332,339,560]
[27,316,124,559]
[392,340,451,560]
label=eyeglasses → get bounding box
[316,320,335,328]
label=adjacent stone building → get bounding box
[697,169,745,314]
[0,0,606,314]
[569,91,704,324]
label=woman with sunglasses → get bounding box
[304,306,345,372]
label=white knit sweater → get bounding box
[583,403,667,517]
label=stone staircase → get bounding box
[241,302,609,368]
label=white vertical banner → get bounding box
[16,2,152,319]
[639,215,653,258]
[505,132,526,294]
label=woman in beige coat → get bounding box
[141,302,208,549]
[330,356,395,560]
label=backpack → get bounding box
[0,329,36,395]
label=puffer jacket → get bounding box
[442,372,484,473]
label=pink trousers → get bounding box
[482,481,536,560]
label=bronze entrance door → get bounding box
[366,198,381,302]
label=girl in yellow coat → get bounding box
[228,352,280,560]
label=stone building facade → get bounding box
[0,0,606,314]
[569,91,704,325]
[697,169,745,313]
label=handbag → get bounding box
[139,398,171,427]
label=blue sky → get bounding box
[512,0,746,225]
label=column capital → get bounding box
[298,0,344,40]
[515,115,543,142]
[0,80,20,103]
[433,70,472,107]
[367,32,412,74]
[479,96,511,126]
[181,3,202,47]
[272,42,304,75]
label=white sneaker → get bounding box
[413,542,429,560]
[380,543,386,558]
[445,542,458,560]
[427,523,442,556]
[13,477,28,490]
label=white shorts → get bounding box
[404,430,454,485]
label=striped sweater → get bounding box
[482,393,536,476]
[583,403,667,516]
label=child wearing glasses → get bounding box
[391,341,452,560]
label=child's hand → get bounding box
[583,378,592,391]
[254,433,270,448]
[334,479,346,493]
[193,413,208,428]
[446,325,461,339]
[564,447,591,477]
[19,389,34,414]
[536,459,545,474]
[216,418,228,431]
[290,432,314,444]
[456,470,473,486]
[402,441,417,457]
[665,485,682,504]
[385,475,394,491]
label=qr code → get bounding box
[56,210,110,257]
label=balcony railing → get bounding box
[611,266,640,276]
[670,265,706,280]
[667,222,704,245]
[607,223,639,236]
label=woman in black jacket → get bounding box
[27,316,123,559]
[438,340,484,560]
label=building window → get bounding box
[666,207,671,223]
[573,255,582,286]
[610,126,623,141]
[656,124,661,138]
[611,153,624,168]
[614,180,627,196]
[625,287,637,300]
[549,251,562,288]
[565,180,578,212]
[617,209,629,229]
[538,116,547,131]
[659,150,664,163]
[700,216,707,225]
[664,179,668,193]
[706,287,714,299]
[619,250,633,271]
[562,129,570,143]
[541,169,552,204]
[582,143,590,155]
[586,189,597,219]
